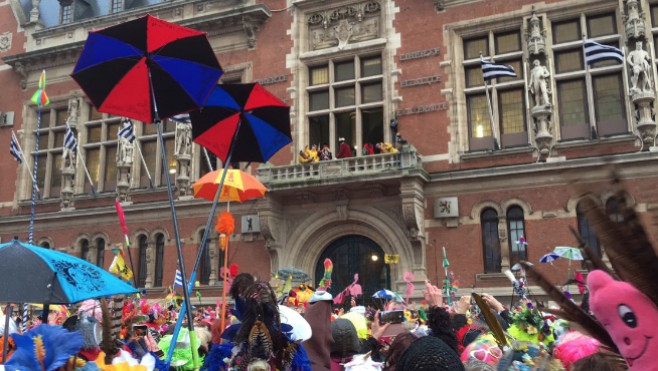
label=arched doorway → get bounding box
[314,235,390,306]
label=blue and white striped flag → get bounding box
[118,118,136,143]
[10,133,22,163]
[584,39,624,65]
[481,59,517,81]
[64,126,77,152]
[174,269,184,289]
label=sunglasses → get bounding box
[469,347,503,362]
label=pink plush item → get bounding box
[588,270,658,370]
[553,331,600,370]
[77,299,103,323]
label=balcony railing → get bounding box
[257,145,422,189]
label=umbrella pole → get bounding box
[28,105,43,244]
[165,122,242,368]
[2,304,13,363]
[157,119,200,370]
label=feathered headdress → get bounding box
[318,258,333,290]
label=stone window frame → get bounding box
[90,232,109,268]
[110,0,124,13]
[73,234,92,261]
[60,0,75,25]
[150,229,169,288]
[462,28,528,151]
[36,236,54,249]
[135,232,149,288]
[548,7,631,140]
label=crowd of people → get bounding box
[0,271,631,371]
[298,138,399,164]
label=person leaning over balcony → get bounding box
[377,142,398,154]
[299,148,313,164]
[337,137,353,158]
[308,144,320,162]
[362,142,375,155]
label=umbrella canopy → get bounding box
[553,246,584,261]
[372,289,402,301]
[0,239,137,304]
[192,169,267,202]
[190,83,292,163]
[275,267,310,282]
[540,252,560,263]
[278,305,312,342]
[71,14,223,123]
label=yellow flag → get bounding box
[109,253,133,282]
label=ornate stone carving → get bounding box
[624,0,646,40]
[0,32,12,53]
[66,97,80,127]
[632,92,656,149]
[29,0,41,24]
[628,41,653,94]
[335,188,350,220]
[116,126,133,203]
[145,240,155,288]
[626,41,657,149]
[307,1,381,51]
[243,16,259,49]
[14,62,27,90]
[174,122,192,197]
[525,10,546,55]
[60,137,76,210]
[528,60,551,108]
[400,178,426,241]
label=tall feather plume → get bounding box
[579,194,658,307]
[519,262,617,352]
[568,226,616,277]
[100,298,118,364]
[471,293,507,349]
[318,258,333,290]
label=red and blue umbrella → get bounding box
[190,82,292,163]
[71,14,223,123]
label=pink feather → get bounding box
[404,272,415,303]
[333,291,345,305]
[115,198,129,236]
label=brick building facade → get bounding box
[0,0,656,303]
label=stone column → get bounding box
[145,239,155,288]
[208,234,219,286]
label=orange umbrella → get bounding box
[192,169,267,202]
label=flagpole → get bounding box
[582,36,597,139]
[28,106,42,244]
[134,140,154,188]
[76,132,98,197]
[203,147,214,171]
[480,54,501,150]
[12,130,40,198]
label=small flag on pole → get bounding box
[583,39,624,65]
[481,58,517,81]
[64,126,77,152]
[10,134,22,163]
[118,118,136,143]
[174,269,184,289]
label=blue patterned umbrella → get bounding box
[275,267,310,283]
[0,239,137,304]
[372,289,403,301]
[540,252,560,264]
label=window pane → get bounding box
[155,234,165,287]
[54,129,66,148]
[553,20,580,44]
[56,109,68,127]
[466,66,484,87]
[593,74,625,124]
[335,87,355,107]
[310,66,329,85]
[577,205,600,256]
[309,115,329,148]
[497,60,522,82]
[468,95,491,138]
[143,123,158,135]
[104,146,117,191]
[361,57,382,77]
[309,90,329,111]
[161,138,175,185]
[96,239,105,268]
[198,230,210,285]
[87,125,102,143]
[141,140,157,187]
[362,83,382,103]
[335,111,355,148]
[362,108,384,145]
[89,105,102,121]
[50,153,62,196]
[80,239,89,261]
[556,50,583,73]
[41,111,51,127]
[138,236,147,287]
[35,154,46,189]
[558,80,587,127]
[335,61,355,81]
[107,122,120,141]
[587,13,615,38]
[464,37,488,59]
[499,90,525,134]
[495,32,520,54]
[86,148,100,184]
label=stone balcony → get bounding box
[257,145,424,190]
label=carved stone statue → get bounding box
[624,0,646,40]
[528,60,551,107]
[525,11,546,55]
[66,98,79,126]
[117,133,133,166]
[60,142,76,210]
[628,41,653,93]
[62,146,76,170]
[175,122,192,158]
